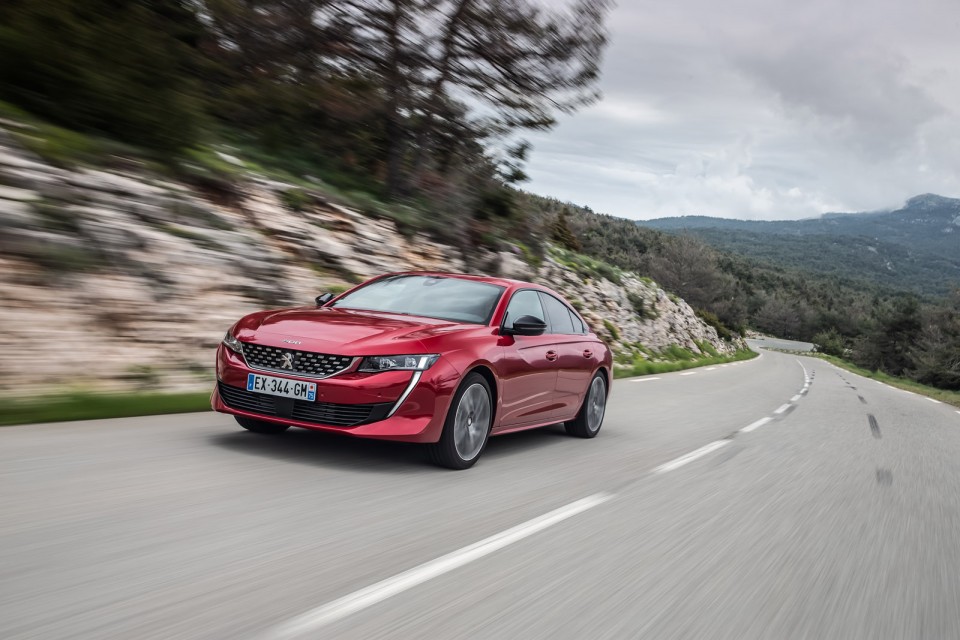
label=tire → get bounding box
[565,372,607,438]
[235,416,290,434]
[428,372,493,470]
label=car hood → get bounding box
[234,306,479,355]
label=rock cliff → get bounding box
[0,129,740,395]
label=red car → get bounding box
[212,272,612,469]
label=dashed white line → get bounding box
[774,403,791,414]
[267,493,613,638]
[740,417,772,433]
[652,440,729,474]
[705,367,717,371]
[631,377,661,382]
[679,371,697,376]
[790,394,802,402]
[926,398,942,404]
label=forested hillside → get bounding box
[528,195,960,391]
[641,194,960,295]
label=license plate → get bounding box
[247,373,317,401]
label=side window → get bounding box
[539,293,577,335]
[504,290,545,327]
[568,309,586,334]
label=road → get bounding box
[2,346,960,639]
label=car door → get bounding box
[496,289,562,429]
[539,292,597,420]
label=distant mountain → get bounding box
[639,194,960,296]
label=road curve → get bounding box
[2,347,959,639]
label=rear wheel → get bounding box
[565,372,607,438]
[235,416,290,435]
[428,372,492,470]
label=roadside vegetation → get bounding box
[614,346,758,379]
[0,391,212,427]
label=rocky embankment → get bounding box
[0,129,739,395]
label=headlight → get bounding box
[222,331,244,354]
[358,354,439,373]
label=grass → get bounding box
[614,348,758,379]
[796,353,960,408]
[0,390,213,427]
[548,246,623,284]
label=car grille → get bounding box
[218,382,392,427]
[241,343,354,378]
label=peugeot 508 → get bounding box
[212,272,612,469]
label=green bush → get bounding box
[602,319,620,341]
[696,340,719,357]
[280,188,310,212]
[812,328,846,357]
[696,308,735,341]
[661,344,696,361]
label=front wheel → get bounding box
[235,416,290,434]
[428,372,493,470]
[565,372,607,438]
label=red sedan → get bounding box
[212,272,612,469]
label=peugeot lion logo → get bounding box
[280,353,294,370]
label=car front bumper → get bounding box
[211,344,460,443]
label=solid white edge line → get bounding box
[267,493,613,639]
[652,440,729,473]
[679,371,697,376]
[631,377,661,382]
[774,403,791,414]
[740,417,772,433]
[790,394,802,402]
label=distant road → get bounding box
[2,347,959,639]
[748,335,815,352]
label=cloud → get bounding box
[523,0,960,220]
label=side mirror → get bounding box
[315,292,334,307]
[504,315,547,337]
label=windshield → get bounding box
[331,275,505,324]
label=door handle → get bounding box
[583,350,593,358]
[545,350,559,362]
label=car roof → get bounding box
[378,271,543,290]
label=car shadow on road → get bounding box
[209,423,571,472]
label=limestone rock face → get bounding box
[0,133,740,395]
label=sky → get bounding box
[523,0,960,221]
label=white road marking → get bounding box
[774,403,791,414]
[679,371,697,376]
[705,367,717,371]
[956,411,960,415]
[790,395,802,402]
[631,377,661,382]
[926,398,942,404]
[740,417,772,433]
[720,364,729,368]
[653,441,729,473]
[267,493,613,638]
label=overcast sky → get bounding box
[523,0,960,220]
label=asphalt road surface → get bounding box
[3,345,960,639]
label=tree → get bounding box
[551,210,581,251]
[0,0,205,151]
[331,0,612,196]
[645,234,731,312]
[853,297,921,375]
